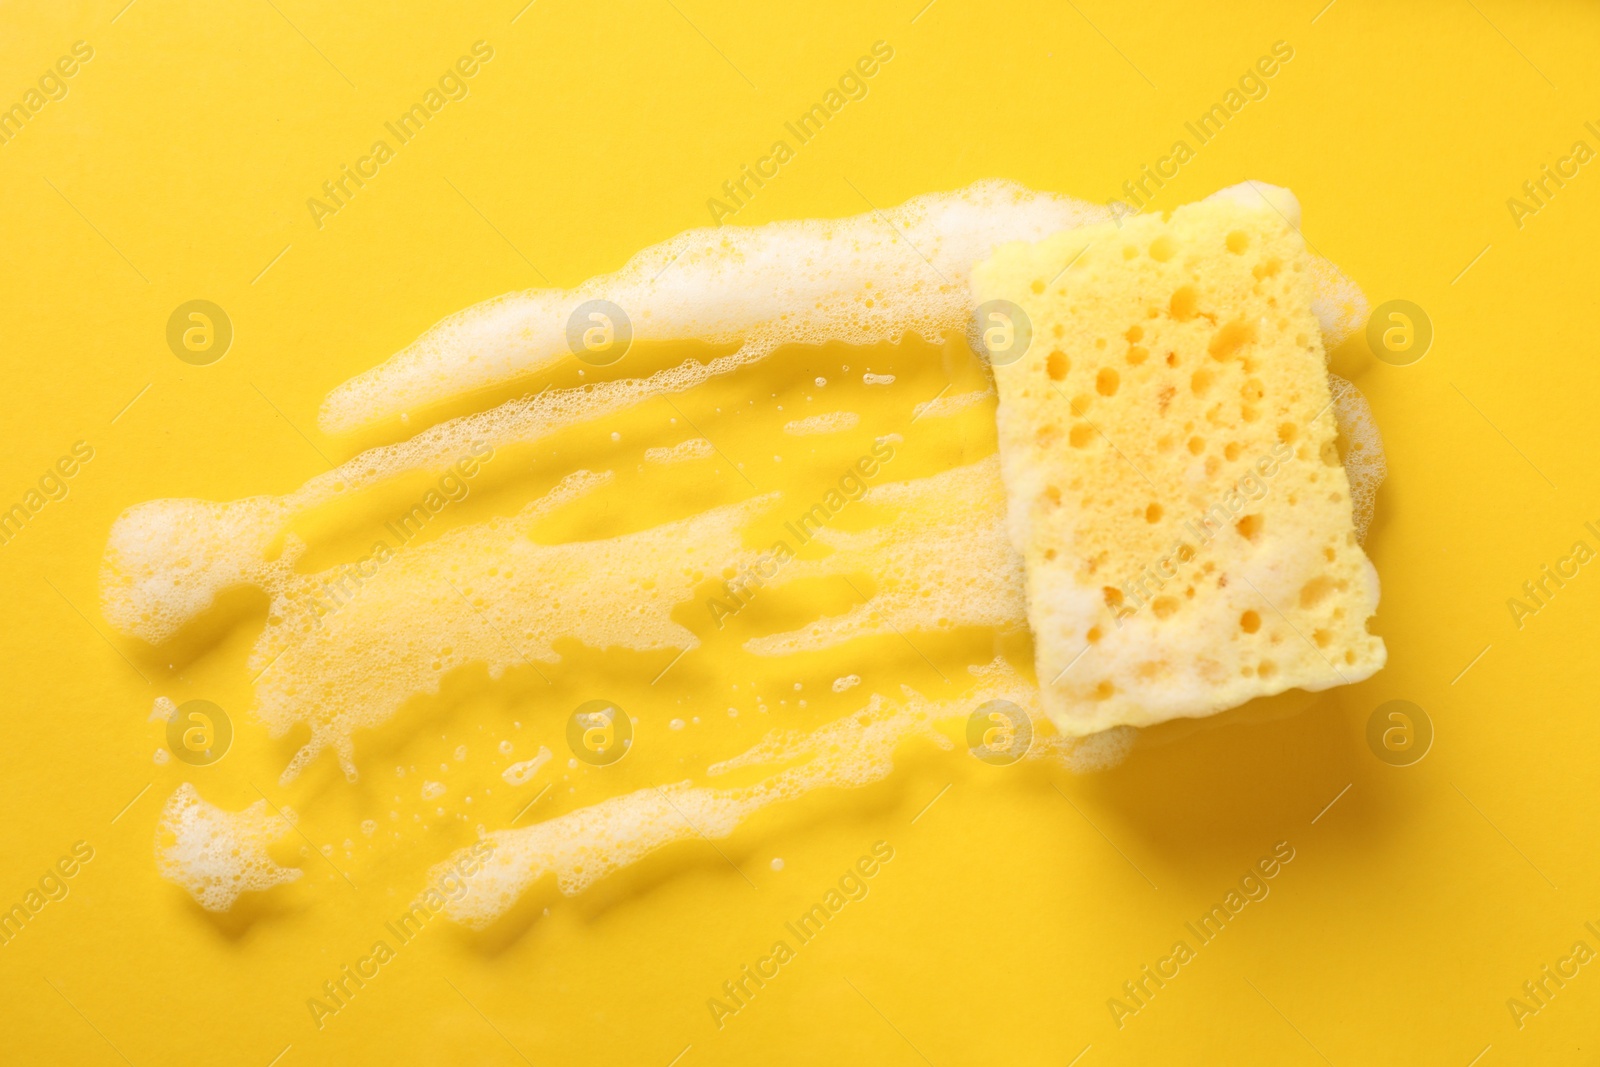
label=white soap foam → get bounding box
[433,658,1125,927]
[154,783,301,911]
[502,746,552,786]
[746,457,1025,655]
[322,180,1365,437]
[832,674,861,693]
[783,411,860,436]
[912,387,993,420]
[1328,374,1385,543]
[320,181,1115,435]
[104,378,718,645]
[863,373,896,386]
[644,437,716,465]
[259,478,774,784]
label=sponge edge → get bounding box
[974,184,1385,735]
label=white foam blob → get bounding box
[746,457,1025,655]
[1328,374,1386,543]
[502,746,552,786]
[644,437,716,465]
[832,674,862,693]
[912,387,994,420]
[783,411,860,436]
[154,783,301,911]
[1307,258,1370,351]
[863,373,896,386]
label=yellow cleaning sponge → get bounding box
[972,184,1384,735]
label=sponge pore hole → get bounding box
[1208,319,1257,360]
[1169,285,1199,320]
[1299,575,1337,608]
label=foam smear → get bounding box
[912,387,994,420]
[1328,374,1385,543]
[321,181,1116,434]
[435,658,1132,928]
[502,746,553,786]
[103,360,758,645]
[746,457,1026,655]
[154,783,301,911]
[260,479,774,783]
[644,438,715,465]
[323,181,1368,436]
[783,411,860,436]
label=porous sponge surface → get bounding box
[973,194,1385,734]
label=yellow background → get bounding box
[2,0,1598,1063]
